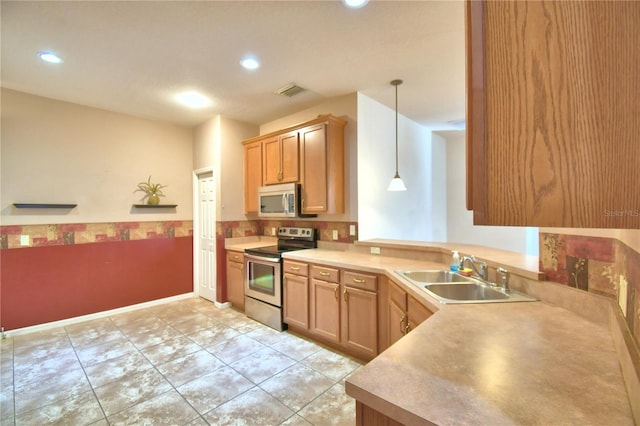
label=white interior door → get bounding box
[196,171,216,302]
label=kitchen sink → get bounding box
[400,270,470,283]
[396,269,537,304]
[424,282,509,301]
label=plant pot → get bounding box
[147,195,160,205]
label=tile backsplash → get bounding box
[217,219,358,244]
[540,232,639,349]
[1,221,193,249]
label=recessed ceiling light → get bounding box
[240,56,260,70]
[38,51,63,64]
[175,91,212,109]
[342,0,369,9]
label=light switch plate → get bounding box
[271,227,276,236]
[332,230,338,240]
[370,246,380,255]
[349,225,356,236]
[20,235,29,246]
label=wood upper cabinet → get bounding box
[300,116,346,214]
[283,260,310,329]
[466,0,640,228]
[226,250,245,311]
[263,131,299,185]
[243,140,262,214]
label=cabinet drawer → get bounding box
[343,271,377,292]
[311,265,340,283]
[388,280,407,311]
[284,260,308,276]
[227,251,244,264]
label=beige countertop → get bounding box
[282,248,635,425]
[225,236,277,252]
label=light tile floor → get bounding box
[0,297,363,425]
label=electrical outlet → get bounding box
[20,235,29,246]
[349,225,356,236]
[370,246,380,255]
[619,275,628,316]
[332,230,339,240]
[271,227,276,236]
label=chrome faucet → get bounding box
[459,256,488,281]
[497,267,510,292]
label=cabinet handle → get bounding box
[343,288,348,302]
[352,278,365,284]
[400,314,407,335]
[278,170,283,181]
[334,285,339,300]
[290,266,300,271]
[405,324,411,334]
[320,271,330,277]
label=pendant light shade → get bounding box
[387,79,407,191]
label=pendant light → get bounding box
[387,79,407,191]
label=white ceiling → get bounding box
[1,0,466,129]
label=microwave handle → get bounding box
[282,193,287,214]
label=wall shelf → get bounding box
[13,203,77,209]
[132,204,177,208]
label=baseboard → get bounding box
[215,301,232,309]
[3,292,195,338]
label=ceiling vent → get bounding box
[275,83,306,98]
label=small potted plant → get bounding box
[134,175,167,205]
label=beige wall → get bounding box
[1,89,194,225]
[219,116,259,221]
[259,93,358,222]
[193,115,258,221]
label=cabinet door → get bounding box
[243,141,262,214]
[309,278,340,343]
[280,131,299,183]
[342,286,377,359]
[262,135,281,185]
[283,273,309,329]
[226,254,245,311]
[387,300,407,347]
[467,0,640,228]
[299,124,328,213]
[406,295,432,334]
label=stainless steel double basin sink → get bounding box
[397,270,536,304]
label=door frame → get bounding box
[193,167,226,307]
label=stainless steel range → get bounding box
[244,227,317,331]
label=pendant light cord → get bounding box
[391,79,402,178]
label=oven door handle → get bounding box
[244,254,281,263]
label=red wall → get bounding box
[0,236,193,330]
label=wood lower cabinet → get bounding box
[226,250,245,310]
[387,279,433,347]
[356,402,403,426]
[283,260,309,329]
[309,265,341,343]
[242,140,262,214]
[341,271,378,360]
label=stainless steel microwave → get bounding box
[258,183,315,218]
